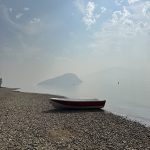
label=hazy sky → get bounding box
[0,0,150,87]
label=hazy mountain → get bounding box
[38,73,82,88]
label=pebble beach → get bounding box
[0,87,150,150]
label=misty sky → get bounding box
[0,0,150,87]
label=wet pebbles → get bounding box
[0,87,150,150]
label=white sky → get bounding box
[0,0,150,87]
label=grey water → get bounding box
[20,69,150,126]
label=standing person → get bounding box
[0,77,2,88]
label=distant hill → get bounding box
[38,73,82,88]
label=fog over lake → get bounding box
[13,67,150,126]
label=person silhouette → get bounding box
[0,78,2,88]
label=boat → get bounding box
[50,97,106,109]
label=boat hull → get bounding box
[50,98,106,109]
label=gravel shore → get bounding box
[0,87,150,150]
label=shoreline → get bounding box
[7,86,150,127]
[0,87,150,149]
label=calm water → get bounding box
[19,70,150,126]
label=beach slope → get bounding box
[0,87,150,149]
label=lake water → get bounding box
[19,69,150,126]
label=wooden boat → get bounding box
[50,97,106,109]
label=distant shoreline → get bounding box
[0,87,150,149]
[0,87,20,90]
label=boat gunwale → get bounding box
[50,97,106,103]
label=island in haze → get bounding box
[38,73,82,89]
